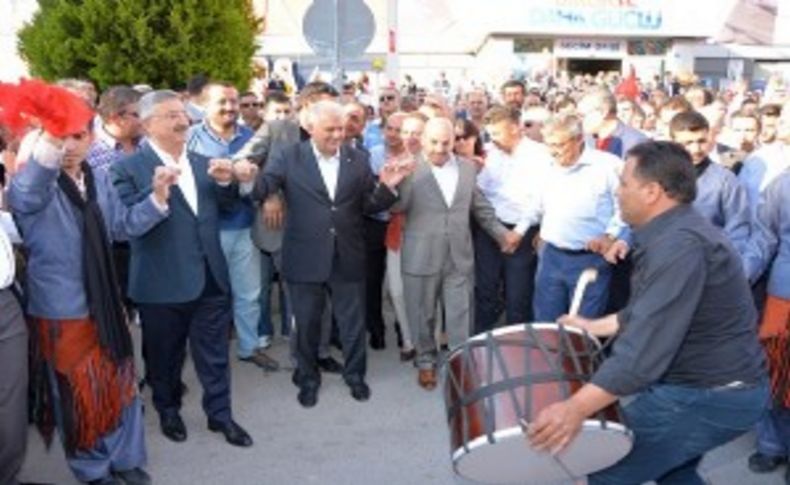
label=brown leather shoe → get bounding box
[418,369,437,390]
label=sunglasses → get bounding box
[379,95,396,102]
[240,102,262,108]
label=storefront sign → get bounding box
[525,0,664,34]
[554,38,625,58]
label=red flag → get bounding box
[615,65,639,100]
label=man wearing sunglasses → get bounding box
[363,87,400,151]
[238,91,264,131]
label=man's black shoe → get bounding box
[349,381,371,401]
[317,356,343,373]
[208,419,253,447]
[159,413,187,442]
[298,386,319,408]
[748,452,786,473]
[114,468,151,485]
[369,333,386,350]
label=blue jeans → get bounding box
[756,405,790,458]
[220,228,262,358]
[533,244,611,322]
[589,382,770,485]
[258,249,291,338]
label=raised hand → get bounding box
[379,156,416,189]
[208,158,234,184]
[152,165,181,205]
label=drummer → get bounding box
[527,140,768,484]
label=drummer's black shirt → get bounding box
[591,205,766,396]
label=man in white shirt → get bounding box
[475,105,553,333]
[0,215,26,485]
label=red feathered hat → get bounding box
[0,78,94,138]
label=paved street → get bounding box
[18,325,785,485]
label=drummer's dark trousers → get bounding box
[0,288,28,485]
[588,382,769,485]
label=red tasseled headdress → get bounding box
[0,78,94,138]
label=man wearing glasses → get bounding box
[238,91,264,131]
[87,86,143,173]
[364,87,400,151]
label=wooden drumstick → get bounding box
[568,268,598,317]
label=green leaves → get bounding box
[18,0,260,90]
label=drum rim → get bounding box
[450,419,633,463]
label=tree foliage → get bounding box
[18,0,261,90]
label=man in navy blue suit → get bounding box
[240,100,413,407]
[111,90,252,447]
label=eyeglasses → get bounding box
[455,134,472,141]
[379,95,396,102]
[240,102,262,108]
[151,110,190,121]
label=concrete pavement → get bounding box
[18,326,785,485]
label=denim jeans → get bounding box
[756,405,790,458]
[219,228,262,358]
[533,244,612,322]
[258,248,291,338]
[589,382,770,485]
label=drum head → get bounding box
[452,421,633,484]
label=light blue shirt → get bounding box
[9,157,164,319]
[524,147,626,250]
[363,120,384,151]
[738,142,790,216]
[742,169,790,299]
[187,121,254,229]
[694,160,752,257]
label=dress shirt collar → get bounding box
[430,154,458,170]
[311,142,340,163]
[148,140,189,167]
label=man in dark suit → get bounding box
[111,90,252,447]
[242,99,412,407]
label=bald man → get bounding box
[395,118,515,389]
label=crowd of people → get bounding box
[0,68,788,485]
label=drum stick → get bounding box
[568,268,598,317]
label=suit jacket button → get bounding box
[330,228,336,235]
[331,206,337,211]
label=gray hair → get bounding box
[97,85,142,119]
[139,90,182,120]
[306,99,344,126]
[542,113,583,139]
[581,87,617,116]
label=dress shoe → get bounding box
[298,386,319,408]
[748,452,786,473]
[159,413,187,442]
[317,356,343,373]
[114,468,151,485]
[88,476,123,485]
[239,350,280,371]
[208,419,253,447]
[400,348,416,362]
[349,381,371,401]
[418,368,437,390]
[369,333,386,350]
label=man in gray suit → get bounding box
[396,117,520,390]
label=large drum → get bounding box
[443,323,633,484]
